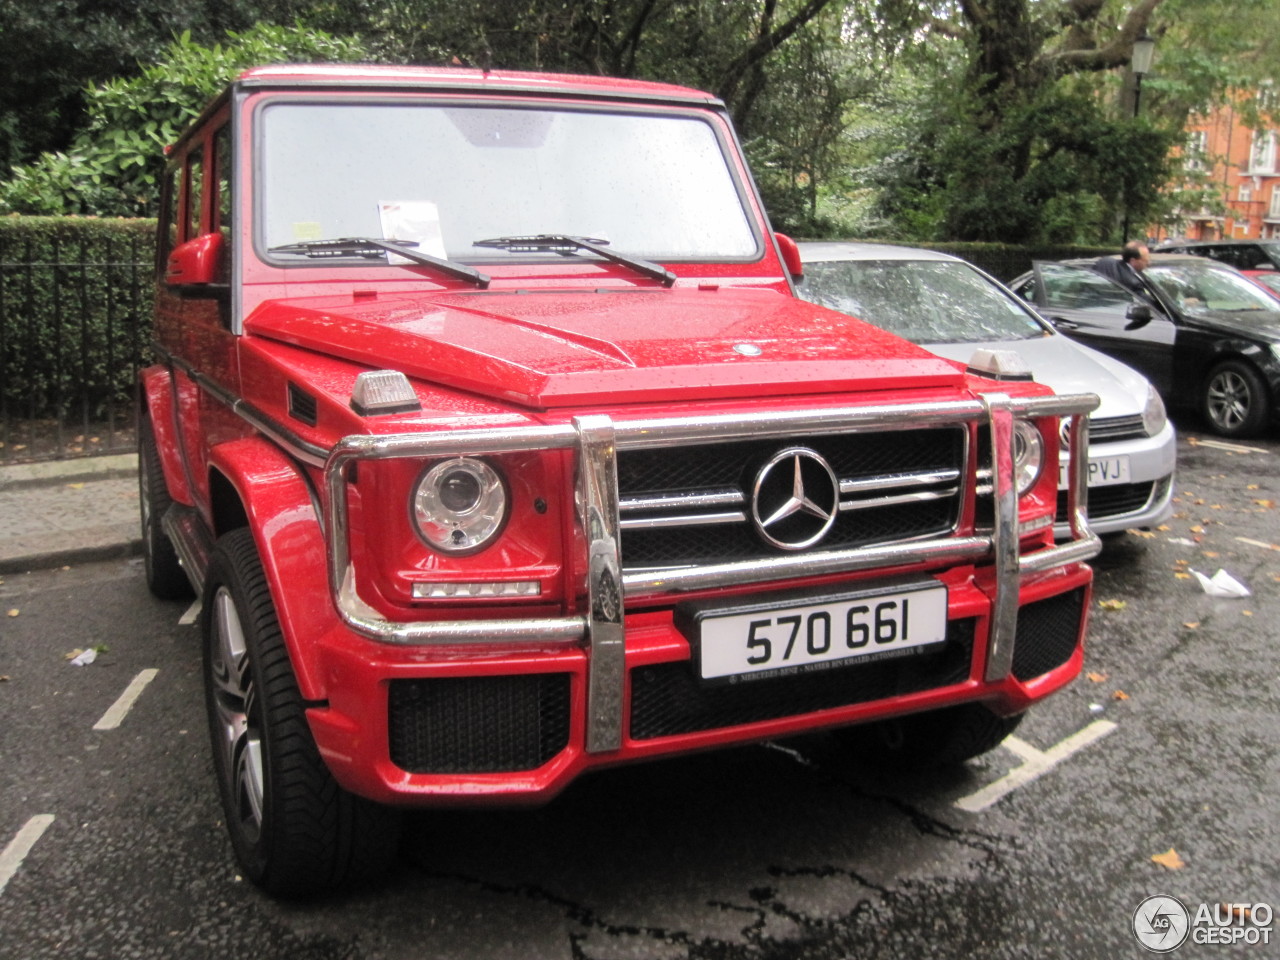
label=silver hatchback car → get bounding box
[796,242,1176,536]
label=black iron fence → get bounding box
[0,225,154,464]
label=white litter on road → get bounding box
[955,720,1118,813]
[92,668,159,731]
[1190,568,1251,598]
[0,815,55,897]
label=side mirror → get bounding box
[774,233,804,281]
[166,232,224,286]
[1124,302,1153,330]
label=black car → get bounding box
[1155,239,1280,272]
[1011,254,1280,437]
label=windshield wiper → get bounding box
[268,237,490,288]
[472,234,676,287]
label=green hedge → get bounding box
[0,216,156,422]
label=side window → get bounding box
[158,166,181,273]
[213,126,232,284]
[213,126,232,236]
[184,146,205,242]
[1039,265,1132,310]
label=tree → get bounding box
[0,24,368,217]
[843,0,1183,243]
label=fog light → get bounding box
[413,580,541,599]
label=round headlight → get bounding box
[1142,383,1167,437]
[1012,420,1044,496]
[413,458,507,553]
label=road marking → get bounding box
[955,719,1117,813]
[1236,537,1280,552]
[1190,439,1268,454]
[179,599,201,626]
[93,668,159,731]
[0,815,55,897]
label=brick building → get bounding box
[1157,94,1280,242]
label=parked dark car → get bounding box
[1011,254,1280,437]
[1155,239,1280,272]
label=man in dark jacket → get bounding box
[1092,241,1151,295]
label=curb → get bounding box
[0,538,143,576]
[0,453,138,491]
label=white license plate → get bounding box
[694,584,948,682]
[1059,454,1131,488]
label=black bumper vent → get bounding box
[1011,588,1085,681]
[388,673,571,774]
[1056,481,1155,522]
[629,619,975,740]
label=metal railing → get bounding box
[0,236,151,463]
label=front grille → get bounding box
[1011,589,1084,681]
[1087,415,1147,443]
[629,619,975,740]
[617,427,966,570]
[1056,481,1155,522]
[388,674,571,773]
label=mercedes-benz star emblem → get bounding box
[751,447,840,550]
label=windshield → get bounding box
[1145,262,1280,315]
[798,259,1046,344]
[257,101,758,262]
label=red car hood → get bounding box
[245,286,964,408]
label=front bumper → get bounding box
[311,393,1100,804]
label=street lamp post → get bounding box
[1123,32,1157,242]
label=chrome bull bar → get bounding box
[323,393,1100,754]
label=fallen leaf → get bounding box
[1194,499,1206,506]
[1174,572,1192,580]
[6,609,18,618]
[1254,499,1275,509]
[1129,530,1157,539]
[1182,621,1200,629]
[1087,671,1108,683]
[1157,524,1172,531]
[1242,610,1253,617]
[66,482,85,490]
[1113,689,1129,700]
[1202,551,1219,558]
[0,675,9,682]
[64,648,83,660]
[1190,525,1204,534]
[1151,848,1186,870]
[1247,484,1260,490]
[1098,599,1127,611]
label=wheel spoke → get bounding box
[210,586,264,833]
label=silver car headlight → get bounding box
[1142,383,1167,437]
[413,458,508,553]
[1013,420,1044,496]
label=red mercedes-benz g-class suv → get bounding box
[140,64,1099,895]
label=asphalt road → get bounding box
[1,418,1277,960]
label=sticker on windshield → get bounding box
[378,201,447,262]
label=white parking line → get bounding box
[1236,537,1280,552]
[1191,439,1269,454]
[179,599,201,626]
[0,815,55,897]
[92,668,159,731]
[955,720,1117,813]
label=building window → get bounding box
[1251,131,1277,173]
[1240,185,1253,203]
[1271,187,1280,218]
[1186,130,1208,171]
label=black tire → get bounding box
[833,703,1024,769]
[203,528,401,897]
[138,416,193,600]
[1202,360,1269,438]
